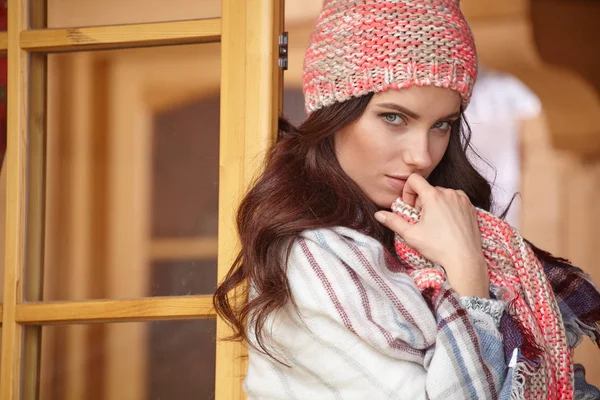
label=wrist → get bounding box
[443,256,489,298]
[442,252,486,270]
[451,283,490,298]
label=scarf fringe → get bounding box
[505,297,544,364]
[568,309,600,348]
[570,271,600,348]
[526,240,600,348]
[551,260,600,348]
[510,360,539,400]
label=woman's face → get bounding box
[334,86,462,209]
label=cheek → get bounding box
[337,137,370,175]
[336,122,383,170]
[430,135,451,166]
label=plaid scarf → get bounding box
[247,227,513,399]
[392,199,600,400]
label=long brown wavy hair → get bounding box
[213,93,560,358]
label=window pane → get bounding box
[152,99,219,238]
[45,0,220,28]
[38,44,220,301]
[151,260,217,296]
[33,319,216,400]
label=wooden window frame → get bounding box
[0,0,284,399]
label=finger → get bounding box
[415,196,423,212]
[436,187,469,202]
[402,174,434,208]
[374,211,413,238]
[401,177,418,208]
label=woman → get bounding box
[214,0,600,398]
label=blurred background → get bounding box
[0,0,599,398]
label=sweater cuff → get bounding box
[460,296,506,327]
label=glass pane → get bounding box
[151,260,217,296]
[152,99,219,238]
[33,319,216,400]
[38,44,220,301]
[45,0,220,28]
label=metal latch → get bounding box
[278,32,289,70]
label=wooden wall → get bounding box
[521,114,600,385]
[532,0,600,94]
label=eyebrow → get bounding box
[375,102,461,120]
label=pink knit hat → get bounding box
[302,0,478,114]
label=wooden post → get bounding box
[0,0,29,398]
[216,0,284,399]
[21,0,48,399]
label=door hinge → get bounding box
[278,32,289,70]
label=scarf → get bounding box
[247,227,513,399]
[392,198,600,400]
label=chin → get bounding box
[373,194,399,210]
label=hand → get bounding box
[374,174,489,298]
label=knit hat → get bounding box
[302,0,478,115]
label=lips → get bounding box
[387,175,410,181]
[385,175,408,192]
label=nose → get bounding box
[402,132,433,171]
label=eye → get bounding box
[432,120,452,132]
[381,113,405,125]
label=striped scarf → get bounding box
[392,198,600,400]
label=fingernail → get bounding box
[374,212,386,224]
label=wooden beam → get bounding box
[284,0,528,28]
[461,0,528,21]
[470,16,600,157]
[0,32,5,52]
[105,59,151,400]
[0,0,29,398]
[21,0,48,398]
[216,0,284,399]
[150,237,219,261]
[15,297,216,324]
[61,52,94,400]
[20,19,220,52]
